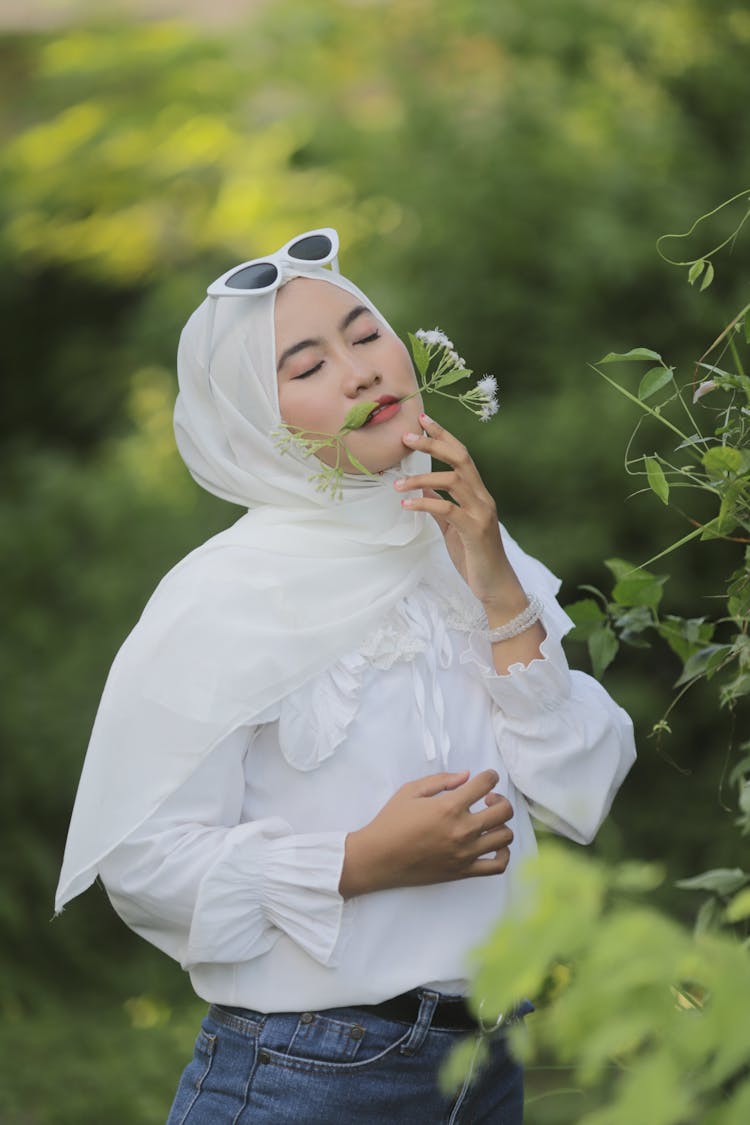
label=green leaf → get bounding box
[675,644,731,686]
[564,598,606,639]
[675,867,749,896]
[699,260,715,290]
[658,615,714,663]
[598,347,662,364]
[728,569,750,618]
[612,571,667,610]
[604,557,636,582]
[716,482,745,535]
[739,779,750,815]
[645,456,669,504]
[345,450,373,475]
[340,401,378,432]
[702,445,744,476]
[588,625,619,678]
[699,516,723,540]
[694,895,722,937]
[725,886,750,922]
[431,366,471,388]
[638,366,674,400]
[728,753,750,788]
[611,861,665,892]
[720,671,750,706]
[744,309,750,345]
[407,332,432,377]
[612,605,653,634]
[579,583,607,600]
[688,258,706,285]
[613,605,653,647]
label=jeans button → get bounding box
[350,1025,365,1040]
[300,1012,314,1024]
[258,1049,271,1064]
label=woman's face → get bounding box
[274,277,424,474]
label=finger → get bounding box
[408,770,470,798]
[464,849,512,877]
[402,431,472,471]
[450,769,501,809]
[418,413,457,443]
[420,488,452,537]
[394,471,456,494]
[399,475,478,513]
[471,826,514,856]
[473,798,514,833]
[400,438,494,514]
[400,493,462,518]
[402,414,475,472]
[483,791,504,807]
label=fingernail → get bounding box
[403,432,418,442]
[401,498,414,507]
[419,413,433,425]
[394,478,406,490]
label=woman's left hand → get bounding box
[396,413,527,617]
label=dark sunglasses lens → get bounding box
[287,234,332,262]
[225,262,278,290]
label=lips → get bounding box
[363,395,401,425]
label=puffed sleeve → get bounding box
[98,726,353,971]
[461,526,636,844]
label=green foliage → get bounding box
[566,197,750,849]
[464,193,750,1117]
[4,2,750,1120]
[464,844,750,1125]
[0,994,205,1124]
[489,195,750,1118]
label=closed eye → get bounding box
[293,361,324,380]
[355,331,380,345]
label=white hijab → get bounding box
[55,261,447,912]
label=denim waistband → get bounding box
[207,990,534,1039]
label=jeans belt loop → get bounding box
[400,989,439,1056]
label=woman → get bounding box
[56,228,635,1123]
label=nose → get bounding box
[342,355,381,397]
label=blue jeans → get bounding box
[166,990,527,1124]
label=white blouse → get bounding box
[99,555,635,1013]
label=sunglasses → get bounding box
[206,227,340,298]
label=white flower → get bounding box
[693,380,716,403]
[416,326,454,350]
[476,373,499,420]
[447,348,467,369]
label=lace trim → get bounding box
[356,582,482,671]
[430,584,486,635]
[358,613,428,670]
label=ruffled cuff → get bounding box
[460,608,573,722]
[262,831,353,967]
[185,818,350,969]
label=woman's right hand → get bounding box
[338,770,514,899]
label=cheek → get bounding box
[278,384,331,434]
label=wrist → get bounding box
[481,586,530,627]
[339,828,381,899]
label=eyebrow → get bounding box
[276,305,372,373]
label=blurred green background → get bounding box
[1,0,749,1120]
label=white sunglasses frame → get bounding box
[206,227,340,298]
